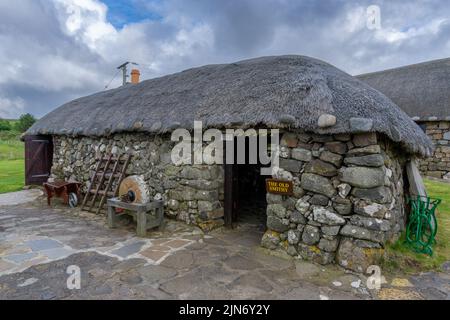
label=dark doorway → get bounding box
[224,135,269,229]
[24,135,53,185]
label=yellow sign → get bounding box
[265,179,293,195]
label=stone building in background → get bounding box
[25,56,432,272]
[358,58,450,180]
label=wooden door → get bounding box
[224,164,234,227]
[224,163,240,227]
[24,135,53,185]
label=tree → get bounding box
[0,118,11,131]
[15,113,36,132]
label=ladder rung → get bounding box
[96,156,127,162]
[90,190,114,197]
[96,172,121,178]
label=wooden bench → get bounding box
[106,198,164,237]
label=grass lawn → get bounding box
[0,139,24,160]
[0,159,25,193]
[0,125,25,193]
[381,178,450,273]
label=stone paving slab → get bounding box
[0,189,43,206]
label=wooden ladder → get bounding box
[81,152,131,214]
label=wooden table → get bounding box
[107,198,164,237]
[43,181,81,206]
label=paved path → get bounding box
[0,189,43,206]
[0,197,448,300]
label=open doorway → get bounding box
[224,135,269,230]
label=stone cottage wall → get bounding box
[418,121,450,180]
[261,131,408,272]
[51,133,225,230]
[51,130,409,272]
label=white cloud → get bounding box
[0,0,450,119]
[0,95,25,119]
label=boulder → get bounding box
[266,193,283,204]
[295,198,310,215]
[305,159,337,177]
[318,238,339,252]
[293,185,305,198]
[288,229,302,245]
[273,167,294,181]
[319,151,343,167]
[321,225,341,236]
[339,167,384,188]
[312,206,346,225]
[337,183,351,198]
[334,133,351,142]
[180,167,211,180]
[167,199,179,210]
[350,215,391,232]
[280,133,298,148]
[344,154,384,167]
[353,132,377,147]
[199,208,224,220]
[317,114,336,128]
[292,148,312,162]
[349,117,373,132]
[297,244,335,265]
[302,225,320,245]
[336,237,383,273]
[261,231,281,249]
[195,190,219,201]
[332,197,352,215]
[351,186,392,204]
[324,141,347,155]
[347,145,381,156]
[443,131,450,140]
[267,204,287,218]
[301,173,336,198]
[339,225,385,243]
[354,201,387,219]
[309,194,329,206]
[290,210,307,224]
[197,200,220,212]
[280,158,303,173]
[267,215,290,233]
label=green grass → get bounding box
[0,159,25,193]
[0,139,24,160]
[381,178,450,273]
[0,121,25,193]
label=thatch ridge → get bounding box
[358,57,450,122]
[27,55,432,156]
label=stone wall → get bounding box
[261,131,408,272]
[51,133,225,231]
[418,121,450,180]
[51,130,409,272]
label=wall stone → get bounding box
[418,121,450,180]
[261,131,408,272]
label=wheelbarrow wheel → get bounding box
[68,192,78,208]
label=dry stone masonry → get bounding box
[51,129,408,273]
[418,121,450,180]
[51,133,225,231]
[262,131,407,273]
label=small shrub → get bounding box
[14,113,36,132]
[0,119,11,131]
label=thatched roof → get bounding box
[27,55,432,156]
[358,57,450,122]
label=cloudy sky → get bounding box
[0,0,449,119]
